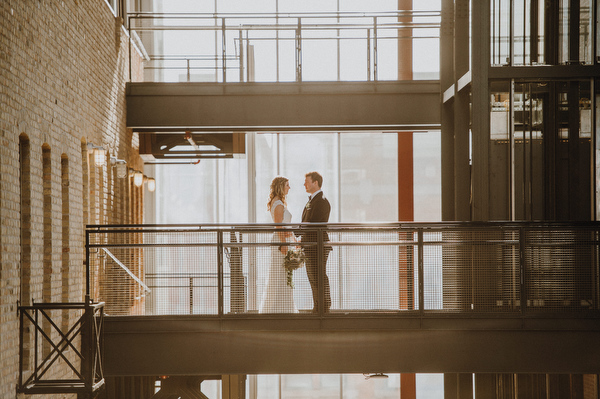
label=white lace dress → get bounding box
[259,200,298,313]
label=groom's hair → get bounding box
[305,171,323,188]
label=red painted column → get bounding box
[398,0,416,398]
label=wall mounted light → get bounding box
[133,170,144,187]
[146,177,156,192]
[87,142,106,167]
[110,156,128,179]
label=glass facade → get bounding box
[491,0,596,66]
[489,80,594,220]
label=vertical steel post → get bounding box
[222,18,227,83]
[317,228,324,315]
[217,231,224,315]
[519,227,526,314]
[373,17,378,81]
[418,229,424,314]
[296,18,302,82]
[239,30,244,82]
[367,29,371,81]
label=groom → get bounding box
[301,171,331,313]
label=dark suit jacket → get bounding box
[301,191,330,245]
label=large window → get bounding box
[491,0,596,66]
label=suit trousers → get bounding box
[305,245,331,312]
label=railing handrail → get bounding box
[126,10,441,83]
[87,221,600,317]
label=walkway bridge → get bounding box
[125,11,441,163]
[85,222,600,377]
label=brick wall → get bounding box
[0,0,144,397]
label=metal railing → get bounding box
[86,222,600,317]
[127,11,440,82]
[18,301,105,396]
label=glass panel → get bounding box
[489,81,511,220]
[491,0,511,65]
[580,0,593,64]
[254,134,279,223]
[413,131,441,222]
[559,0,570,64]
[339,133,398,222]
[512,82,546,220]
[156,162,217,223]
[279,134,339,222]
[513,0,527,65]
[416,374,445,398]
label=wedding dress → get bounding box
[259,199,298,313]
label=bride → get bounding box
[259,176,298,313]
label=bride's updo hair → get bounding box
[268,176,288,211]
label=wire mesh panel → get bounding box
[423,227,521,313]
[86,223,600,317]
[89,229,220,316]
[524,227,600,312]
[329,229,418,312]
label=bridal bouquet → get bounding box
[283,247,306,288]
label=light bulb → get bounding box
[133,170,144,187]
[115,162,128,179]
[147,177,156,192]
[93,147,106,167]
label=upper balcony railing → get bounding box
[87,222,600,318]
[127,11,440,83]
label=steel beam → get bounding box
[103,316,600,377]
[126,81,441,132]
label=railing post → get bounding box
[18,307,24,389]
[189,277,194,314]
[373,17,378,81]
[367,29,371,81]
[239,29,244,82]
[418,229,424,314]
[317,227,324,314]
[128,16,132,82]
[218,231,224,315]
[296,18,302,82]
[187,59,191,82]
[78,302,92,394]
[86,230,91,300]
[222,18,227,83]
[519,227,526,314]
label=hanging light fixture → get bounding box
[133,170,144,187]
[147,177,156,192]
[110,156,128,179]
[87,142,106,167]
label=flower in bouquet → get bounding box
[283,247,306,288]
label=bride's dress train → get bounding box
[259,200,298,313]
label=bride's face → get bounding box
[284,181,290,195]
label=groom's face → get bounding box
[304,176,318,194]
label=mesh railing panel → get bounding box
[422,228,521,313]
[329,230,418,312]
[87,224,600,316]
[524,227,599,312]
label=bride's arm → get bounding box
[273,204,291,253]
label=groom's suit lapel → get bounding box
[303,192,323,222]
